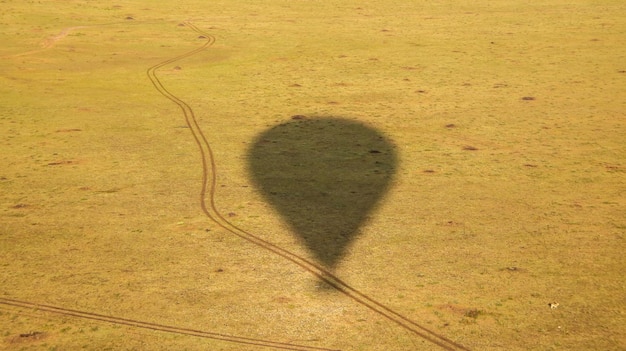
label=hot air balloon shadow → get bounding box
[246,117,398,270]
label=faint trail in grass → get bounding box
[0,298,338,351]
[146,22,473,351]
[41,26,88,49]
[1,22,122,58]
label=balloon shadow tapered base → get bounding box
[246,116,398,269]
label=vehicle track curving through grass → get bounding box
[1,20,471,351]
[147,22,472,351]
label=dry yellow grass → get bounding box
[1,1,625,350]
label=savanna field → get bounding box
[1,1,624,350]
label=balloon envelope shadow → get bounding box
[246,117,397,269]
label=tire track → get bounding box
[0,298,338,351]
[148,22,471,351]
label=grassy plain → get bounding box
[1,1,625,350]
